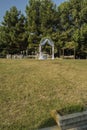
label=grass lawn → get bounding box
[0,59,87,130]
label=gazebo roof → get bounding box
[40,38,54,46]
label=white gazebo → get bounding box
[39,37,54,60]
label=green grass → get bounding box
[0,59,87,130]
[57,104,85,116]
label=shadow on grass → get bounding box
[38,118,56,129]
[0,124,37,130]
[0,118,56,130]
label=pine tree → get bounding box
[0,6,27,54]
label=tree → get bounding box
[26,0,57,54]
[26,0,41,54]
[56,0,87,58]
[0,6,27,55]
[40,0,57,36]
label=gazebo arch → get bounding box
[39,37,54,60]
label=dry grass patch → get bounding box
[0,59,87,130]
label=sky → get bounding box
[0,0,65,23]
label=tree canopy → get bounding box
[0,0,87,58]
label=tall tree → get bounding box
[56,0,87,58]
[26,0,57,54]
[0,6,27,55]
[40,0,57,36]
[26,0,41,53]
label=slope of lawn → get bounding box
[0,59,87,130]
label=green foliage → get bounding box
[0,0,87,57]
[0,6,28,55]
[26,0,57,53]
[58,104,85,116]
[65,42,78,50]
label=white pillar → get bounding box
[52,45,54,60]
[39,45,42,59]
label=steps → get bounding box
[51,110,87,130]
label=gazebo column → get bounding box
[52,45,54,59]
[39,45,42,59]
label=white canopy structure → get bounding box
[39,38,54,60]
